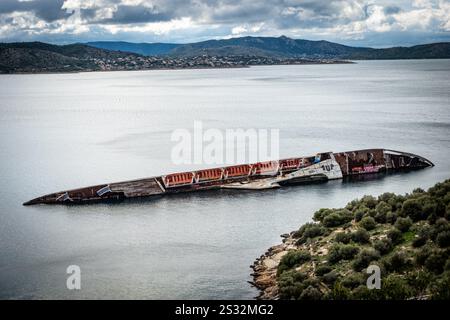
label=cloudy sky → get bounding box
[0,0,449,47]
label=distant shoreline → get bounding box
[0,60,354,75]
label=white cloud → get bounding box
[0,0,449,46]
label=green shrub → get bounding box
[412,236,427,248]
[325,282,352,300]
[340,273,365,289]
[425,251,448,274]
[328,244,359,264]
[351,228,370,244]
[394,217,413,232]
[360,216,377,230]
[322,209,353,228]
[383,251,412,273]
[361,195,377,209]
[315,265,333,276]
[352,249,380,271]
[429,271,450,300]
[401,199,423,221]
[387,228,403,244]
[380,274,415,299]
[436,230,450,248]
[313,208,333,223]
[278,270,308,299]
[322,271,339,286]
[299,285,322,300]
[334,232,351,244]
[374,238,393,255]
[386,211,397,224]
[354,209,366,222]
[278,250,311,275]
[378,192,396,203]
[293,222,326,244]
[415,244,433,266]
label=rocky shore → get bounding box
[250,178,450,300]
[251,233,295,299]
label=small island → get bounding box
[251,179,450,300]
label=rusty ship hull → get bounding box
[23,149,433,205]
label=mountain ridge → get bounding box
[87,36,450,59]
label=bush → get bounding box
[386,211,397,224]
[322,271,339,286]
[383,251,412,273]
[299,285,322,300]
[380,274,415,299]
[387,228,403,244]
[351,228,370,244]
[322,209,353,228]
[334,232,351,244]
[375,202,390,223]
[340,273,365,289]
[354,209,366,222]
[328,244,359,264]
[352,249,380,271]
[374,238,393,255]
[378,192,396,203]
[425,251,448,274]
[360,216,377,230]
[412,236,427,248]
[326,282,352,300]
[278,250,311,275]
[278,270,308,299]
[313,208,333,223]
[315,265,333,277]
[293,223,326,244]
[429,271,450,299]
[431,218,450,239]
[415,245,433,266]
[401,199,423,221]
[436,231,450,248]
[394,217,413,232]
[361,195,377,209]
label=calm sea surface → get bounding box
[0,60,449,299]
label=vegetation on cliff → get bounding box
[273,179,450,300]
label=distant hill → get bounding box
[86,41,181,56]
[85,36,450,60]
[1,37,449,73]
[0,42,139,73]
[168,36,450,59]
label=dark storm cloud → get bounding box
[0,0,73,22]
[98,5,173,24]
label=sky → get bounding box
[0,0,449,47]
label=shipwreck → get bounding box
[23,149,433,205]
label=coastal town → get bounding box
[91,54,349,72]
